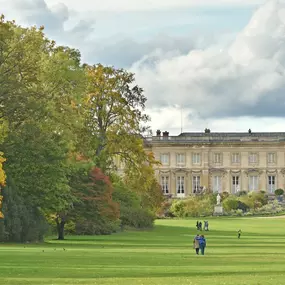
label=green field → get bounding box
[0,217,285,285]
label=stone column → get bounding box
[185,171,189,196]
[259,170,266,191]
[202,170,209,190]
[241,170,247,192]
[189,173,193,195]
[225,170,230,193]
[278,170,285,190]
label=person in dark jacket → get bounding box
[198,221,202,231]
[199,235,207,255]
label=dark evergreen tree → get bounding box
[0,178,48,242]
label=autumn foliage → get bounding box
[84,167,119,219]
[71,166,120,235]
[0,152,6,219]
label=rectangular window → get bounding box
[268,153,275,164]
[192,176,200,193]
[213,176,222,193]
[232,153,240,163]
[176,154,185,166]
[214,153,222,163]
[232,176,240,193]
[249,153,258,163]
[161,176,169,194]
[249,176,259,191]
[176,176,185,196]
[160,154,169,165]
[268,176,276,193]
[192,153,201,164]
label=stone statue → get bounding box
[216,193,221,205]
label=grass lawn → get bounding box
[1,217,285,285]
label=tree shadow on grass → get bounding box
[41,224,285,250]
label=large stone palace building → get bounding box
[144,130,285,197]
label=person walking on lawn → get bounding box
[199,235,207,255]
[193,234,200,255]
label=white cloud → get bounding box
[132,0,285,134]
[148,107,285,135]
[2,0,285,134]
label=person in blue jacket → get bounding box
[199,235,207,255]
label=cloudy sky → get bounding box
[1,0,285,135]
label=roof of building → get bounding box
[145,131,285,144]
[178,132,285,137]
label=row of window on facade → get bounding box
[161,175,276,196]
[160,152,276,166]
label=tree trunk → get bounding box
[56,216,66,240]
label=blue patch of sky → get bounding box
[89,5,257,40]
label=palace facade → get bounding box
[144,130,285,197]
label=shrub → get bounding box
[120,207,155,229]
[157,200,173,218]
[235,209,243,216]
[222,197,239,212]
[236,191,247,197]
[236,200,250,212]
[275,189,284,196]
[229,209,243,216]
[64,221,76,235]
[170,196,214,217]
[221,192,230,200]
[208,193,218,205]
[184,196,213,217]
[250,200,284,215]
[75,218,120,235]
[170,200,187,217]
[239,195,253,209]
[248,191,268,207]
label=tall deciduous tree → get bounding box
[0,16,85,225]
[79,64,151,171]
[79,64,163,211]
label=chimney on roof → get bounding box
[156,129,161,136]
[162,131,169,137]
[204,128,211,134]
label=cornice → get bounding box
[244,168,264,175]
[209,168,227,174]
[149,141,285,148]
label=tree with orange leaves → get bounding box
[55,166,120,239]
[0,152,6,219]
[70,166,119,236]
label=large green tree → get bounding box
[0,16,86,236]
[78,64,163,213]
